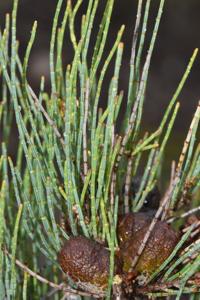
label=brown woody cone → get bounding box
[118,213,179,275]
[58,236,122,293]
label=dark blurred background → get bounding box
[0,0,200,176]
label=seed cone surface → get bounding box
[118,212,152,243]
[58,236,122,292]
[58,213,179,291]
[118,213,179,275]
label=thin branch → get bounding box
[41,283,64,299]
[189,227,200,240]
[110,125,116,212]
[161,160,176,221]
[83,78,89,179]
[135,279,180,294]
[28,85,65,146]
[115,0,165,170]
[174,101,200,209]
[125,0,143,125]
[177,101,200,172]
[182,220,200,234]
[130,0,143,67]
[167,206,200,224]
[181,238,200,256]
[124,156,133,214]
[136,277,200,297]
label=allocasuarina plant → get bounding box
[0,0,200,299]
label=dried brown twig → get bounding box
[135,279,180,294]
[161,160,176,221]
[167,206,200,224]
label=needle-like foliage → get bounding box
[0,0,199,299]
